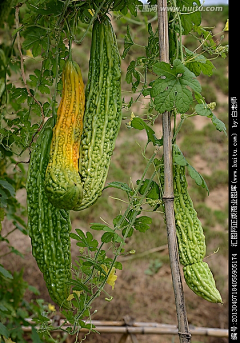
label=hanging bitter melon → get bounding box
[78,16,122,210]
[173,163,206,266]
[44,60,85,211]
[160,156,222,303]
[183,262,222,303]
[27,118,72,309]
[173,163,222,303]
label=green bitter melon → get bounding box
[78,15,122,210]
[27,118,72,309]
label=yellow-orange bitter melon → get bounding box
[44,59,85,210]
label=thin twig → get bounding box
[118,244,168,262]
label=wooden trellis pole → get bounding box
[22,318,228,338]
[156,1,191,342]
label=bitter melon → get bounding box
[44,60,85,210]
[173,162,222,303]
[27,118,71,309]
[160,156,222,303]
[78,16,122,210]
[173,163,206,266]
[183,262,222,303]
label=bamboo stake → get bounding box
[156,1,191,342]
[21,320,228,337]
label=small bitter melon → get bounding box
[173,162,222,303]
[160,156,222,303]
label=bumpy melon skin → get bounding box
[78,16,122,211]
[161,158,222,304]
[183,262,223,303]
[44,60,85,211]
[173,164,206,266]
[27,118,72,309]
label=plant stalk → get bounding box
[157,1,191,342]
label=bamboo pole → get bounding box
[156,1,191,342]
[21,319,228,337]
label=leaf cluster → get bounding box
[0,258,55,343]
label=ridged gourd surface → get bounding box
[78,16,122,211]
[44,60,85,210]
[173,164,206,266]
[27,118,71,309]
[183,262,223,303]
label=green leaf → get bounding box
[13,220,28,235]
[195,103,212,117]
[39,85,50,94]
[114,233,124,243]
[0,265,13,279]
[211,115,227,133]
[125,60,141,92]
[187,164,202,185]
[176,0,201,34]
[119,0,142,16]
[31,327,43,343]
[151,59,201,113]
[90,223,110,231]
[173,145,209,193]
[146,23,159,59]
[126,60,136,84]
[10,87,28,104]
[173,146,188,166]
[66,279,90,293]
[94,228,123,244]
[113,214,126,229]
[131,117,162,146]
[193,25,216,50]
[86,232,98,251]
[114,261,123,270]
[137,179,161,210]
[28,285,40,295]
[22,27,48,57]
[30,0,64,15]
[122,226,134,238]
[0,303,9,313]
[101,232,114,243]
[0,78,5,98]
[9,246,24,258]
[104,181,133,194]
[0,322,9,338]
[37,313,51,322]
[71,229,98,251]
[122,25,134,59]
[102,226,115,233]
[195,104,227,135]
[134,216,152,232]
[0,188,8,207]
[185,47,215,76]
[70,232,81,241]
[142,88,151,96]
[152,61,174,78]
